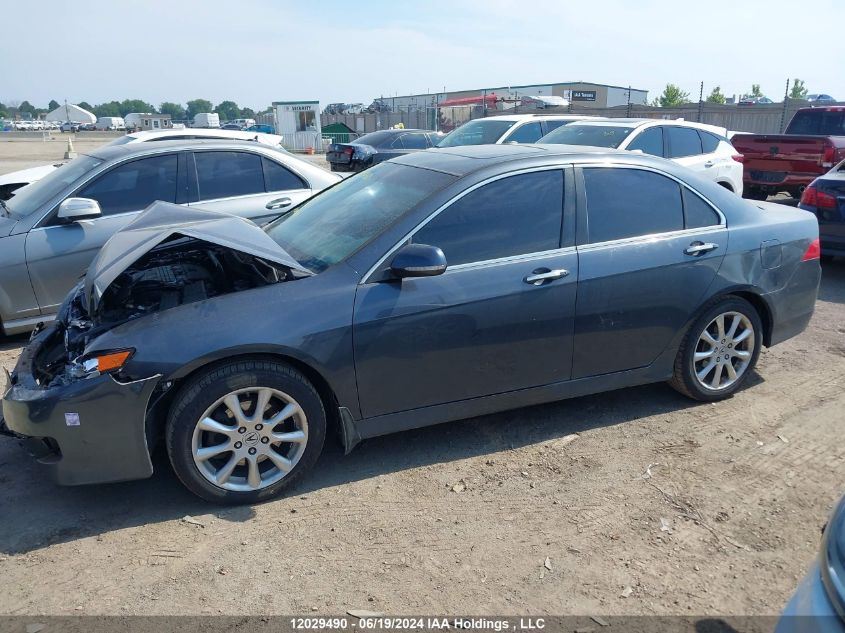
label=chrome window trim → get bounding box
[360,164,570,284]
[576,226,725,252]
[28,208,143,233]
[444,245,577,274]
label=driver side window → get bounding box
[76,154,178,216]
[412,170,564,266]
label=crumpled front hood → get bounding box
[84,201,310,312]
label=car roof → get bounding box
[391,143,633,177]
[85,139,286,160]
[561,118,730,136]
[468,114,600,123]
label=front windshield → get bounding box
[264,162,455,272]
[437,119,516,147]
[6,155,103,218]
[539,124,635,148]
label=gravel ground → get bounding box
[0,137,843,617]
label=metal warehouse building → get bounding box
[378,81,649,110]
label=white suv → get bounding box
[437,114,600,147]
[539,118,744,195]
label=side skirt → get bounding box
[343,359,674,449]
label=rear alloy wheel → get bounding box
[167,360,326,504]
[670,297,762,401]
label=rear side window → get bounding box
[626,126,663,157]
[667,127,703,158]
[413,170,564,265]
[503,122,544,144]
[262,157,306,191]
[77,154,177,216]
[699,131,721,153]
[543,120,569,134]
[195,151,264,200]
[583,168,683,243]
[683,188,721,229]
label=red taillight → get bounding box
[803,185,837,209]
[731,154,744,163]
[344,147,354,155]
[800,186,817,206]
[802,238,821,261]
[822,145,836,167]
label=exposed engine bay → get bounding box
[34,236,300,386]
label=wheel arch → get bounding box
[146,349,343,450]
[696,287,773,348]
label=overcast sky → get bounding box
[2,0,841,110]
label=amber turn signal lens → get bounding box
[94,350,134,372]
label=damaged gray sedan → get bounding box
[1,146,821,504]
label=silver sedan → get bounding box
[0,140,340,334]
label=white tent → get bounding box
[45,103,96,124]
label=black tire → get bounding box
[744,188,768,201]
[669,296,763,402]
[166,358,326,504]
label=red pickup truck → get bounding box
[731,106,845,200]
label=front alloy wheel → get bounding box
[191,387,308,492]
[167,359,326,504]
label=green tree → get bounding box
[48,99,60,111]
[159,101,186,121]
[214,100,240,121]
[749,84,763,98]
[118,99,156,116]
[18,100,37,115]
[239,106,256,119]
[77,101,94,112]
[658,84,690,107]
[186,99,213,121]
[705,86,726,104]
[94,101,123,118]
[789,79,808,100]
[0,103,7,119]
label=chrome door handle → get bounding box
[524,268,569,285]
[704,160,715,168]
[684,242,719,256]
[266,197,292,210]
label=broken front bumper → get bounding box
[1,324,161,486]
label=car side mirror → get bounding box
[390,243,447,279]
[58,197,102,222]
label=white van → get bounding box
[95,117,126,131]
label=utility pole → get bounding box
[626,85,632,118]
[780,78,790,132]
[697,81,704,122]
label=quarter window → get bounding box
[503,122,544,144]
[195,151,264,200]
[400,133,429,149]
[77,154,178,216]
[626,127,664,157]
[698,130,721,153]
[667,127,703,158]
[412,170,564,265]
[682,188,720,229]
[583,168,683,243]
[262,157,306,191]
